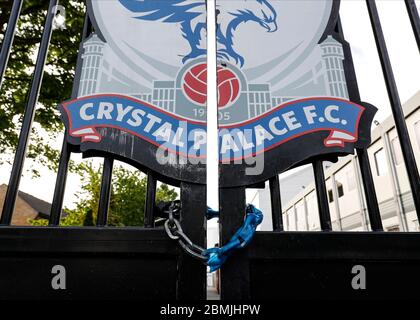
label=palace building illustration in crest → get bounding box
[78,33,349,121]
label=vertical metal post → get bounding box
[49,12,91,224]
[0,0,23,90]
[177,182,207,300]
[367,0,420,220]
[144,171,157,228]
[337,15,383,231]
[219,187,249,300]
[96,157,114,227]
[405,0,420,51]
[313,160,332,231]
[1,0,58,225]
[269,175,283,231]
[357,148,384,230]
[49,142,71,226]
[353,156,369,230]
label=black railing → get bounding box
[0,0,419,300]
[96,157,113,227]
[367,0,420,220]
[0,0,22,90]
[269,175,283,231]
[49,11,91,226]
[405,0,420,51]
[1,0,58,225]
[0,0,418,231]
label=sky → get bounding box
[0,0,419,218]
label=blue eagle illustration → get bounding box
[118,0,278,67]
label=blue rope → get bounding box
[204,204,263,272]
[206,206,219,220]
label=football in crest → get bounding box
[182,62,241,108]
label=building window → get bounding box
[374,148,388,176]
[391,137,403,166]
[415,121,420,151]
[328,189,334,203]
[337,182,344,197]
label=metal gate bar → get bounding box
[0,0,22,90]
[97,157,114,226]
[355,148,384,230]
[337,15,384,231]
[269,175,283,231]
[49,11,91,226]
[219,186,250,299]
[48,141,71,225]
[178,182,206,300]
[308,15,386,232]
[144,171,157,228]
[367,0,420,219]
[313,160,332,231]
[405,0,420,51]
[1,0,58,225]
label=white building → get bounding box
[259,90,420,232]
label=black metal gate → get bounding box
[0,0,419,300]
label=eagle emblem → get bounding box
[118,0,278,66]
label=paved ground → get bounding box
[207,288,220,300]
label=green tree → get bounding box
[1,2,178,227]
[0,0,84,174]
[30,162,178,227]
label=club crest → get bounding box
[59,0,376,186]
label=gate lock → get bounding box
[163,201,263,272]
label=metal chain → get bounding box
[163,201,263,271]
[206,204,263,272]
[164,202,207,262]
